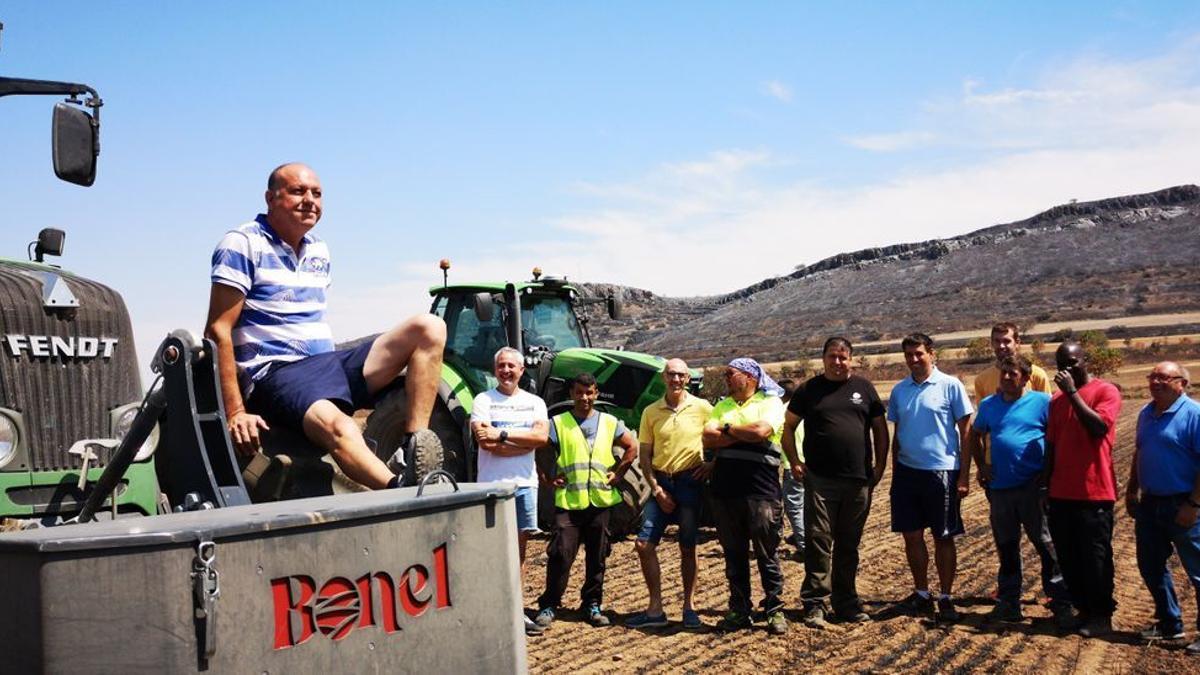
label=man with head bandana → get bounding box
[703,358,789,635]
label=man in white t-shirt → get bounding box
[470,346,549,635]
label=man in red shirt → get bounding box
[1044,341,1123,637]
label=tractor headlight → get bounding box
[113,404,160,462]
[0,413,17,468]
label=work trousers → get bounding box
[1135,493,1200,633]
[1047,498,1116,618]
[799,473,870,615]
[988,481,1068,606]
[537,506,611,610]
[782,472,806,550]
[713,496,784,615]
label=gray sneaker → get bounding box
[387,429,444,485]
[1139,624,1185,641]
[1186,638,1200,655]
[803,605,830,629]
[534,607,555,627]
[523,616,545,636]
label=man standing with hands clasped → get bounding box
[887,333,974,623]
[1126,361,1200,653]
[626,359,712,630]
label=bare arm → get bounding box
[1054,372,1109,438]
[956,416,972,494]
[1125,434,1141,516]
[472,419,549,457]
[781,410,803,473]
[608,430,639,485]
[870,415,890,486]
[967,426,988,487]
[205,283,268,456]
[703,420,772,449]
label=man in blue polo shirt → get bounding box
[207,163,447,492]
[1126,361,1200,654]
[967,355,1070,625]
[887,332,973,623]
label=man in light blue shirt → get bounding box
[886,333,973,623]
[1126,361,1200,653]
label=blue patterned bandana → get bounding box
[728,358,784,397]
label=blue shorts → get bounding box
[247,340,394,454]
[515,486,539,533]
[637,470,702,547]
[889,463,964,539]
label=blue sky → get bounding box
[4,2,1200,378]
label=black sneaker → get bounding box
[803,605,830,629]
[986,601,1023,624]
[717,610,753,632]
[899,592,935,616]
[1139,624,1186,641]
[835,608,871,624]
[1052,604,1080,631]
[387,429,444,485]
[1078,616,1112,638]
[935,597,961,623]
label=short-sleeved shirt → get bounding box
[211,214,334,385]
[638,393,713,474]
[973,363,1053,402]
[1136,395,1200,496]
[1047,378,1122,501]
[787,375,885,482]
[887,368,974,471]
[547,410,628,449]
[709,392,786,499]
[973,391,1050,489]
[470,388,548,487]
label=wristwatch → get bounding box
[722,422,731,435]
[499,430,509,443]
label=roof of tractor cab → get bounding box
[428,280,580,296]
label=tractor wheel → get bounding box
[363,389,454,486]
[608,462,653,536]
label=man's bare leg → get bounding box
[681,545,697,612]
[363,314,446,432]
[635,540,664,615]
[902,530,930,591]
[933,537,957,595]
[303,400,394,489]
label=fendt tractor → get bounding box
[0,22,524,672]
[363,264,701,533]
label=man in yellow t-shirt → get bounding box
[626,358,713,630]
[974,322,1052,402]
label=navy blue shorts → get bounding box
[889,462,964,539]
[246,340,388,445]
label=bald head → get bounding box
[267,163,314,191]
[1158,361,1190,382]
[1148,360,1190,410]
[263,163,323,243]
[662,358,690,399]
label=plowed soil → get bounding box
[523,403,1200,673]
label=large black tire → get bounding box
[608,463,653,536]
[363,389,451,486]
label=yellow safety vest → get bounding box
[552,411,623,510]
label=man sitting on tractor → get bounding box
[206,162,446,490]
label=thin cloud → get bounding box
[762,80,793,102]
[845,131,938,152]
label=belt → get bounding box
[656,466,701,479]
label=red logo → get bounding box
[271,542,452,650]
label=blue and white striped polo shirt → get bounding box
[210,214,335,386]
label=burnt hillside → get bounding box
[578,184,1200,364]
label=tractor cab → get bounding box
[430,271,618,403]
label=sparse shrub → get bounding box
[1030,339,1046,365]
[701,367,729,403]
[964,337,992,364]
[1051,329,1074,343]
[1087,346,1123,377]
[1124,337,1134,348]
[1078,330,1108,349]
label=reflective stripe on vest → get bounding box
[553,411,622,510]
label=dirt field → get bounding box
[522,402,1200,674]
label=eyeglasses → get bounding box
[665,372,689,379]
[1146,374,1185,384]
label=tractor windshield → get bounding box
[521,295,586,352]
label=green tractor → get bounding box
[363,266,691,532]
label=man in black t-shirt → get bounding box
[782,337,890,628]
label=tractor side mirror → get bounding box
[607,296,623,321]
[473,292,495,323]
[52,102,98,186]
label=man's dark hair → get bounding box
[990,322,1021,340]
[997,355,1032,379]
[570,372,598,389]
[901,332,934,351]
[823,336,854,355]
